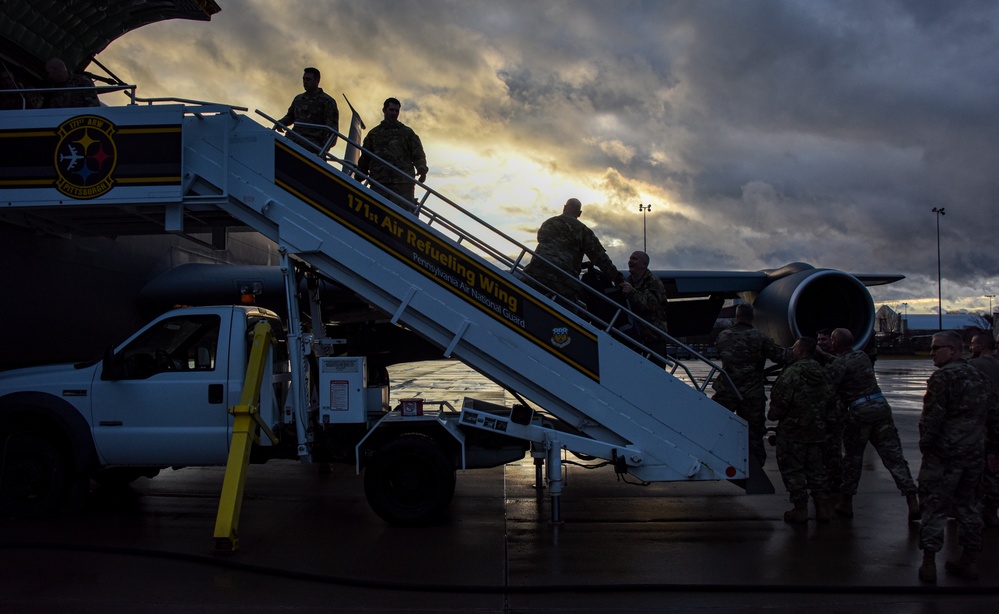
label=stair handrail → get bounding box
[254,109,737,396]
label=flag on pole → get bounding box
[341,94,366,173]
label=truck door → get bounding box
[90,312,232,465]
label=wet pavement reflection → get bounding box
[386,357,941,411]
[2,356,996,613]
[874,357,936,413]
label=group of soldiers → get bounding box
[714,313,921,524]
[276,67,428,212]
[522,198,669,351]
[14,57,998,585]
[278,70,665,341]
[281,76,999,585]
[715,309,999,584]
[516,201,999,585]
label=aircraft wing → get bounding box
[141,261,904,354]
[657,266,904,299]
[657,270,771,298]
[848,273,907,287]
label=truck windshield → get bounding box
[117,314,221,379]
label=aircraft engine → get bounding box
[750,263,875,350]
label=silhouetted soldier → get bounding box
[917,331,999,583]
[768,337,834,523]
[523,198,621,304]
[276,67,340,152]
[43,58,99,108]
[816,327,845,493]
[827,327,919,522]
[620,250,668,353]
[969,332,999,528]
[357,97,427,211]
[712,303,789,467]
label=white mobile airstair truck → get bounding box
[0,100,757,550]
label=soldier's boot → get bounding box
[906,493,921,522]
[814,497,832,523]
[783,500,809,524]
[945,549,980,580]
[835,494,854,518]
[983,504,999,528]
[918,551,936,584]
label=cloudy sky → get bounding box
[98,0,999,315]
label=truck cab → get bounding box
[0,305,288,516]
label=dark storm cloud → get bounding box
[637,1,999,307]
[99,0,999,311]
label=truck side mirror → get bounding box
[100,346,120,381]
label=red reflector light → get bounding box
[725,466,737,478]
[240,293,255,304]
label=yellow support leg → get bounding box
[213,321,277,553]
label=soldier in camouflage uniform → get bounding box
[917,331,999,583]
[356,97,428,212]
[816,328,845,493]
[826,328,920,521]
[276,67,340,153]
[620,250,669,347]
[767,337,834,523]
[711,303,789,467]
[969,333,999,528]
[43,58,99,108]
[523,198,621,303]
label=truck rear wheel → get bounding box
[363,433,455,526]
[0,434,69,517]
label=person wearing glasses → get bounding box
[916,330,999,583]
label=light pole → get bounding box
[985,294,996,318]
[898,302,909,345]
[638,203,652,253]
[932,207,945,330]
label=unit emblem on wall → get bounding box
[550,326,571,348]
[54,115,118,199]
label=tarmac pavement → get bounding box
[2,361,998,612]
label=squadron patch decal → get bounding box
[551,326,571,348]
[54,115,117,199]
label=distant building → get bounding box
[904,313,991,332]
[875,305,992,354]
[876,305,991,334]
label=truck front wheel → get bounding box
[363,433,455,526]
[0,434,69,518]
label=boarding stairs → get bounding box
[1,100,751,487]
